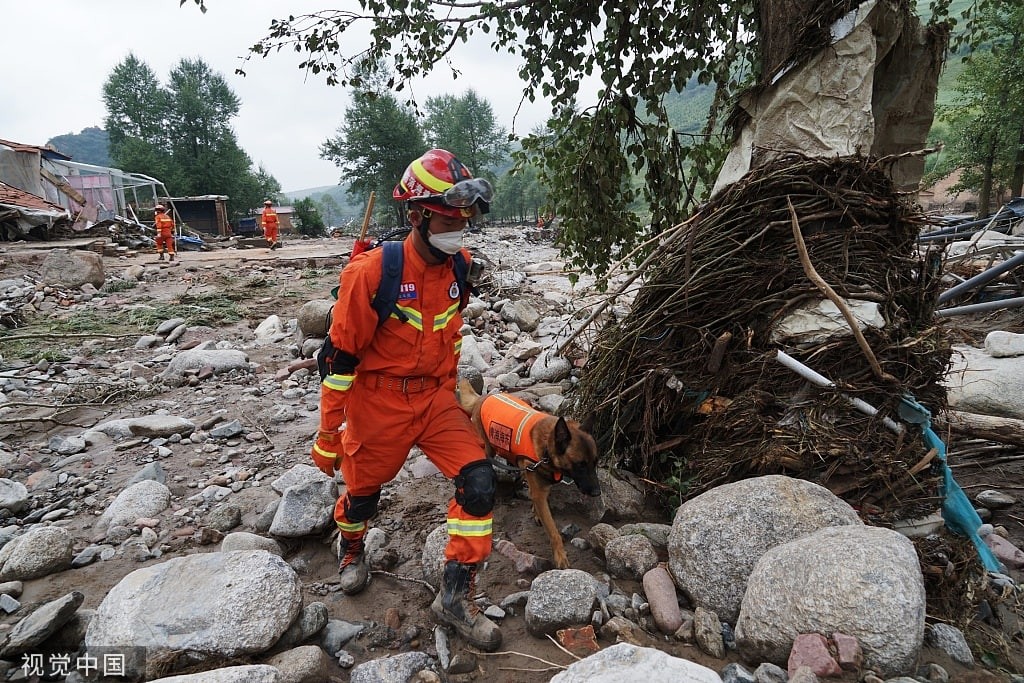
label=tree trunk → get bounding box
[979,136,997,217]
[1011,123,1024,198]
[758,0,819,78]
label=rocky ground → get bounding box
[0,228,1021,682]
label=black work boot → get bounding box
[337,535,369,595]
[157,252,164,261]
[169,253,175,262]
[431,560,501,651]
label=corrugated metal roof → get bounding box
[0,138,72,160]
[0,180,66,212]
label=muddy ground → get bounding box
[0,232,1021,681]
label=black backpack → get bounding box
[316,239,471,380]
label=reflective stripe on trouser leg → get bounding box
[444,498,492,565]
[334,490,379,538]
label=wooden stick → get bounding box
[939,410,1024,446]
[787,196,897,384]
[358,191,376,242]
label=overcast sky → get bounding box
[1,1,575,192]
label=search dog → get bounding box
[457,378,601,569]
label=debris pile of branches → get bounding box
[571,154,950,524]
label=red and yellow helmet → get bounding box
[393,149,492,217]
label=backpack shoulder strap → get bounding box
[371,240,407,327]
[452,250,471,310]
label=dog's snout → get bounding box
[571,463,601,497]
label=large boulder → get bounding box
[668,475,862,622]
[946,344,1024,419]
[297,299,333,338]
[85,551,303,673]
[40,249,105,289]
[735,525,925,677]
[97,479,172,531]
[0,527,74,581]
[550,643,723,683]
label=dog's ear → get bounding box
[580,412,596,434]
[554,416,572,454]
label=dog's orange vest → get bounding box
[479,393,544,463]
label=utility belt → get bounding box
[361,372,440,393]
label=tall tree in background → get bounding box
[320,62,425,227]
[101,54,281,218]
[317,194,342,227]
[423,90,510,180]
[166,59,252,200]
[935,2,1024,214]
[103,53,177,184]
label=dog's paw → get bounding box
[553,550,570,570]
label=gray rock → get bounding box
[221,532,283,556]
[271,464,331,495]
[722,663,757,683]
[0,479,29,513]
[753,663,789,683]
[604,534,659,580]
[85,551,302,667]
[0,591,83,657]
[297,300,333,338]
[946,345,1024,419]
[550,642,724,683]
[209,419,245,439]
[974,489,1015,510]
[268,479,335,538]
[0,593,20,614]
[735,525,925,677]
[421,524,449,588]
[320,619,365,655]
[924,623,974,665]
[155,318,188,336]
[349,651,441,683]
[528,349,571,382]
[271,602,329,653]
[0,526,74,580]
[207,503,243,532]
[87,415,196,440]
[160,349,250,386]
[97,479,171,530]
[40,249,105,289]
[668,475,862,622]
[501,300,541,332]
[262,645,331,683]
[48,434,86,456]
[618,522,672,549]
[525,569,598,636]
[148,665,282,682]
[694,606,725,659]
[126,462,167,487]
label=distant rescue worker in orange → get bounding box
[154,204,175,262]
[312,149,501,651]
[261,200,280,250]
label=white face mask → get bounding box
[428,230,463,255]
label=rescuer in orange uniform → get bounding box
[311,149,500,650]
[154,204,175,261]
[261,200,280,250]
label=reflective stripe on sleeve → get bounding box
[322,373,355,391]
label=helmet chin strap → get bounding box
[417,210,450,262]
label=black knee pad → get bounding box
[343,491,381,523]
[454,460,495,517]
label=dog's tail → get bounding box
[456,377,481,413]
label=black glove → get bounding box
[316,338,358,381]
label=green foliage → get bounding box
[47,127,112,166]
[320,62,425,227]
[930,1,1024,213]
[293,197,327,236]
[101,54,282,219]
[423,89,510,180]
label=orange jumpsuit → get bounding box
[154,212,175,255]
[261,207,280,246]
[320,238,490,564]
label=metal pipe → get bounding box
[775,351,903,433]
[937,250,1024,303]
[935,296,1024,317]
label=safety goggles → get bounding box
[441,178,494,208]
